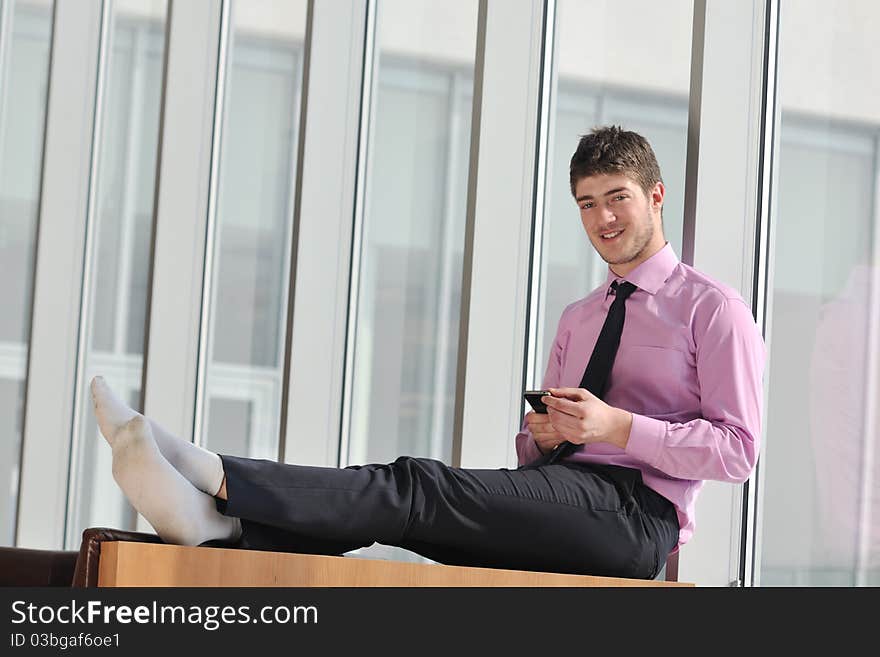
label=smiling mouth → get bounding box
[600,229,624,240]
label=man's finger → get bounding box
[534,434,564,448]
[544,396,584,418]
[547,387,591,401]
[526,415,554,429]
[533,427,563,440]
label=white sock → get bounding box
[91,375,226,496]
[110,416,240,546]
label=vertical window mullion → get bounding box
[141,0,222,446]
[525,0,557,394]
[456,0,547,469]
[684,0,776,586]
[280,0,369,467]
[63,0,114,549]
[191,0,231,449]
[743,0,780,589]
[337,0,376,468]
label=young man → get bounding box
[91,126,765,579]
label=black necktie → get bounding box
[538,280,638,465]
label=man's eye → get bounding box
[581,202,593,210]
[613,195,626,201]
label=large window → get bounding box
[11,0,879,589]
[759,0,880,586]
[0,0,53,546]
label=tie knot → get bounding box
[611,280,637,300]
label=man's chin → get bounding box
[591,241,624,265]
[597,249,637,266]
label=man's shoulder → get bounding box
[675,262,749,308]
[560,285,607,317]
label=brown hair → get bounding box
[569,125,663,196]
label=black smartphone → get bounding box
[523,390,551,414]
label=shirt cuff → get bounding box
[625,413,666,467]
[516,431,543,465]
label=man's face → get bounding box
[573,173,666,276]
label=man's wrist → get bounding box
[609,408,633,449]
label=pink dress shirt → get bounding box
[516,243,766,548]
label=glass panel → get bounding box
[536,0,693,382]
[206,396,253,456]
[0,0,54,546]
[200,0,307,459]
[348,0,478,466]
[68,0,168,547]
[759,1,880,586]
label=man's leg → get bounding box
[92,376,677,576]
[217,455,678,578]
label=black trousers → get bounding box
[214,455,679,580]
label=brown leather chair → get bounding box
[71,527,164,587]
[0,527,163,587]
[0,545,79,586]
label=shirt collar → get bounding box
[602,242,679,295]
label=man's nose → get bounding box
[599,206,616,223]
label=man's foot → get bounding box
[110,416,240,546]
[90,375,136,445]
[91,376,225,496]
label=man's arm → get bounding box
[624,296,766,483]
[543,295,764,483]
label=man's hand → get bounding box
[542,387,633,450]
[524,411,566,454]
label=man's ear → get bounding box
[651,181,665,210]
